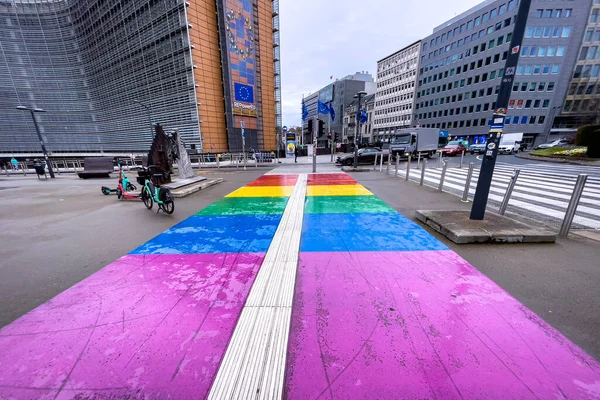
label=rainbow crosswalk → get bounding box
[0,174,297,399]
[284,173,600,399]
[0,172,600,399]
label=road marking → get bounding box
[209,174,307,399]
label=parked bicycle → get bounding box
[140,165,175,215]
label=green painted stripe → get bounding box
[196,196,290,216]
[304,196,395,214]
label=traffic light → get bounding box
[318,120,325,136]
[306,119,313,134]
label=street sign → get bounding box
[494,108,507,116]
[283,126,288,132]
[240,121,245,129]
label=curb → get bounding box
[515,152,600,166]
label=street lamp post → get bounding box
[134,99,154,137]
[543,106,561,144]
[353,91,367,168]
[16,105,55,178]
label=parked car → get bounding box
[440,143,468,156]
[336,148,381,166]
[535,139,570,150]
[469,143,486,154]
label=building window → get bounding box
[539,116,546,124]
[542,100,550,108]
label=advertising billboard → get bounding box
[286,132,296,157]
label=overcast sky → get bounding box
[279,0,483,127]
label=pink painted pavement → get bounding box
[0,253,264,399]
[285,250,600,399]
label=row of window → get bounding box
[421,31,513,73]
[508,98,552,109]
[564,99,600,112]
[516,64,562,75]
[578,47,600,62]
[422,0,517,52]
[376,93,414,108]
[421,51,508,88]
[512,81,556,92]
[374,103,413,116]
[426,19,512,60]
[590,8,600,23]
[374,115,412,125]
[568,82,600,96]
[534,9,573,19]
[584,28,600,42]
[573,63,600,79]
[418,114,547,130]
[376,70,416,88]
[418,115,547,130]
[377,82,415,96]
[524,25,571,38]
[420,84,501,109]
[520,45,567,57]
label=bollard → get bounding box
[462,163,475,202]
[217,155,220,169]
[419,159,427,186]
[379,151,384,172]
[460,150,465,169]
[559,174,588,237]
[373,153,379,170]
[256,153,259,169]
[22,162,26,176]
[438,151,443,168]
[386,154,391,175]
[417,152,421,169]
[499,169,520,215]
[438,160,448,192]
[405,155,411,181]
[395,154,399,177]
[4,165,8,177]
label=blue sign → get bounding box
[283,126,288,132]
[439,130,449,138]
[234,83,254,103]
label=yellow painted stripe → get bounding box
[307,185,373,197]
[226,186,294,198]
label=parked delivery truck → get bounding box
[388,128,439,159]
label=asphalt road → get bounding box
[0,170,267,328]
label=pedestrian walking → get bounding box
[294,145,298,163]
[10,157,18,170]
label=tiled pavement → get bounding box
[1,172,599,399]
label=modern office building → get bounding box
[415,0,592,146]
[0,0,281,154]
[373,40,420,142]
[301,72,375,145]
[558,0,600,129]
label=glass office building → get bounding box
[0,0,280,154]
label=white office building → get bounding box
[373,40,421,142]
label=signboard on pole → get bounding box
[286,132,296,157]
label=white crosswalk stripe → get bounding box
[389,163,600,230]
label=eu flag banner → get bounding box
[234,83,254,103]
[318,100,330,116]
[329,103,336,122]
[360,110,368,124]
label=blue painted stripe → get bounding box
[300,213,448,252]
[131,215,283,255]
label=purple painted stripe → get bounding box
[0,253,264,399]
[285,251,600,399]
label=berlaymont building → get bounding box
[0,0,281,155]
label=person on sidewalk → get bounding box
[294,145,298,163]
[10,157,18,170]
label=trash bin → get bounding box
[33,160,46,178]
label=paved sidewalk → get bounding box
[1,171,600,399]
